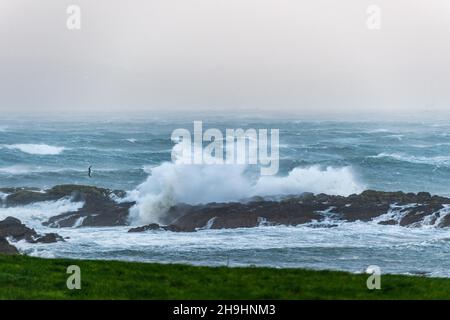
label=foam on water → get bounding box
[12,221,450,277]
[0,198,84,229]
[3,118,450,276]
[128,162,364,224]
[2,144,65,155]
[369,153,450,166]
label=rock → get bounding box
[6,184,450,232]
[44,202,132,228]
[0,216,38,241]
[128,223,182,233]
[0,217,63,243]
[378,220,397,225]
[1,184,132,228]
[306,223,339,228]
[128,224,161,232]
[42,185,134,228]
[130,190,450,232]
[4,189,55,207]
[436,213,450,228]
[0,237,18,255]
[32,233,65,244]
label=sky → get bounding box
[1,0,450,116]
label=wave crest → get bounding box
[2,144,65,155]
[369,152,450,166]
[128,163,364,225]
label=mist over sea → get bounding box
[2,116,450,277]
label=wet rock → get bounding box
[0,237,18,255]
[128,223,161,232]
[1,184,132,228]
[306,223,339,228]
[0,217,63,243]
[398,205,439,227]
[0,216,38,241]
[3,188,54,207]
[6,184,450,231]
[436,213,450,228]
[33,233,65,243]
[44,202,133,228]
[142,190,450,232]
[130,199,325,232]
[378,220,397,225]
[40,185,134,228]
[128,223,182,233]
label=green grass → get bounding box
[0,254,449,299]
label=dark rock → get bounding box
[1,184,133,228]
[41,185,134,228]
[437,213,450,228]
[0,237,18,255]
[0,216,38,241]
[153,190,450,232]
[378,220,397,225]
[32,233,65,244]
[4,189,55,207]
[128,223,161,232]
[163,225,183,232]
[417,192,432,202]
[44,202,133,228]
[306,223,339,228]
[164,200,322,232]
[6,184,450,232]
[128,223,183,233]
[0,217,63,243]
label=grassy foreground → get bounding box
[1,254,450,299]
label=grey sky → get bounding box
[1,0,450,116]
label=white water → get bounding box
[2,144,65,155]
[0,198,84,229]
[9,206,450,277]
[128,162,364,224]
[0,183,449,277]
[369,153,450,166]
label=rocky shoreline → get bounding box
[1,184,450,254]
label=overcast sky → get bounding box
[1,0,450,116]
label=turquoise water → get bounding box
[2,116,450,277]
[1,117,450,196]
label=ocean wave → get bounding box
[0,165,125,175]
[0,165,83,175]
[0,165,36,174]
[367,128,391,134]
[369,153,450,166]
[2,144,65,155]
[128,162,364,225]
[0,197,84,229]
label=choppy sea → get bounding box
[2,115,450,277]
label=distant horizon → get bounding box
[1,108,450,122]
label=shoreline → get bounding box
[2,184,450,280]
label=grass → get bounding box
[0,254,449,299]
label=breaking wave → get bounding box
[369,153,450,166]
[128,162,364,225]
[2,144,65,155]
[0,198,84,229]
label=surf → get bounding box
[127,157,364,225]
[2,144,65,155]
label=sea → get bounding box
[1,114,450,277]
